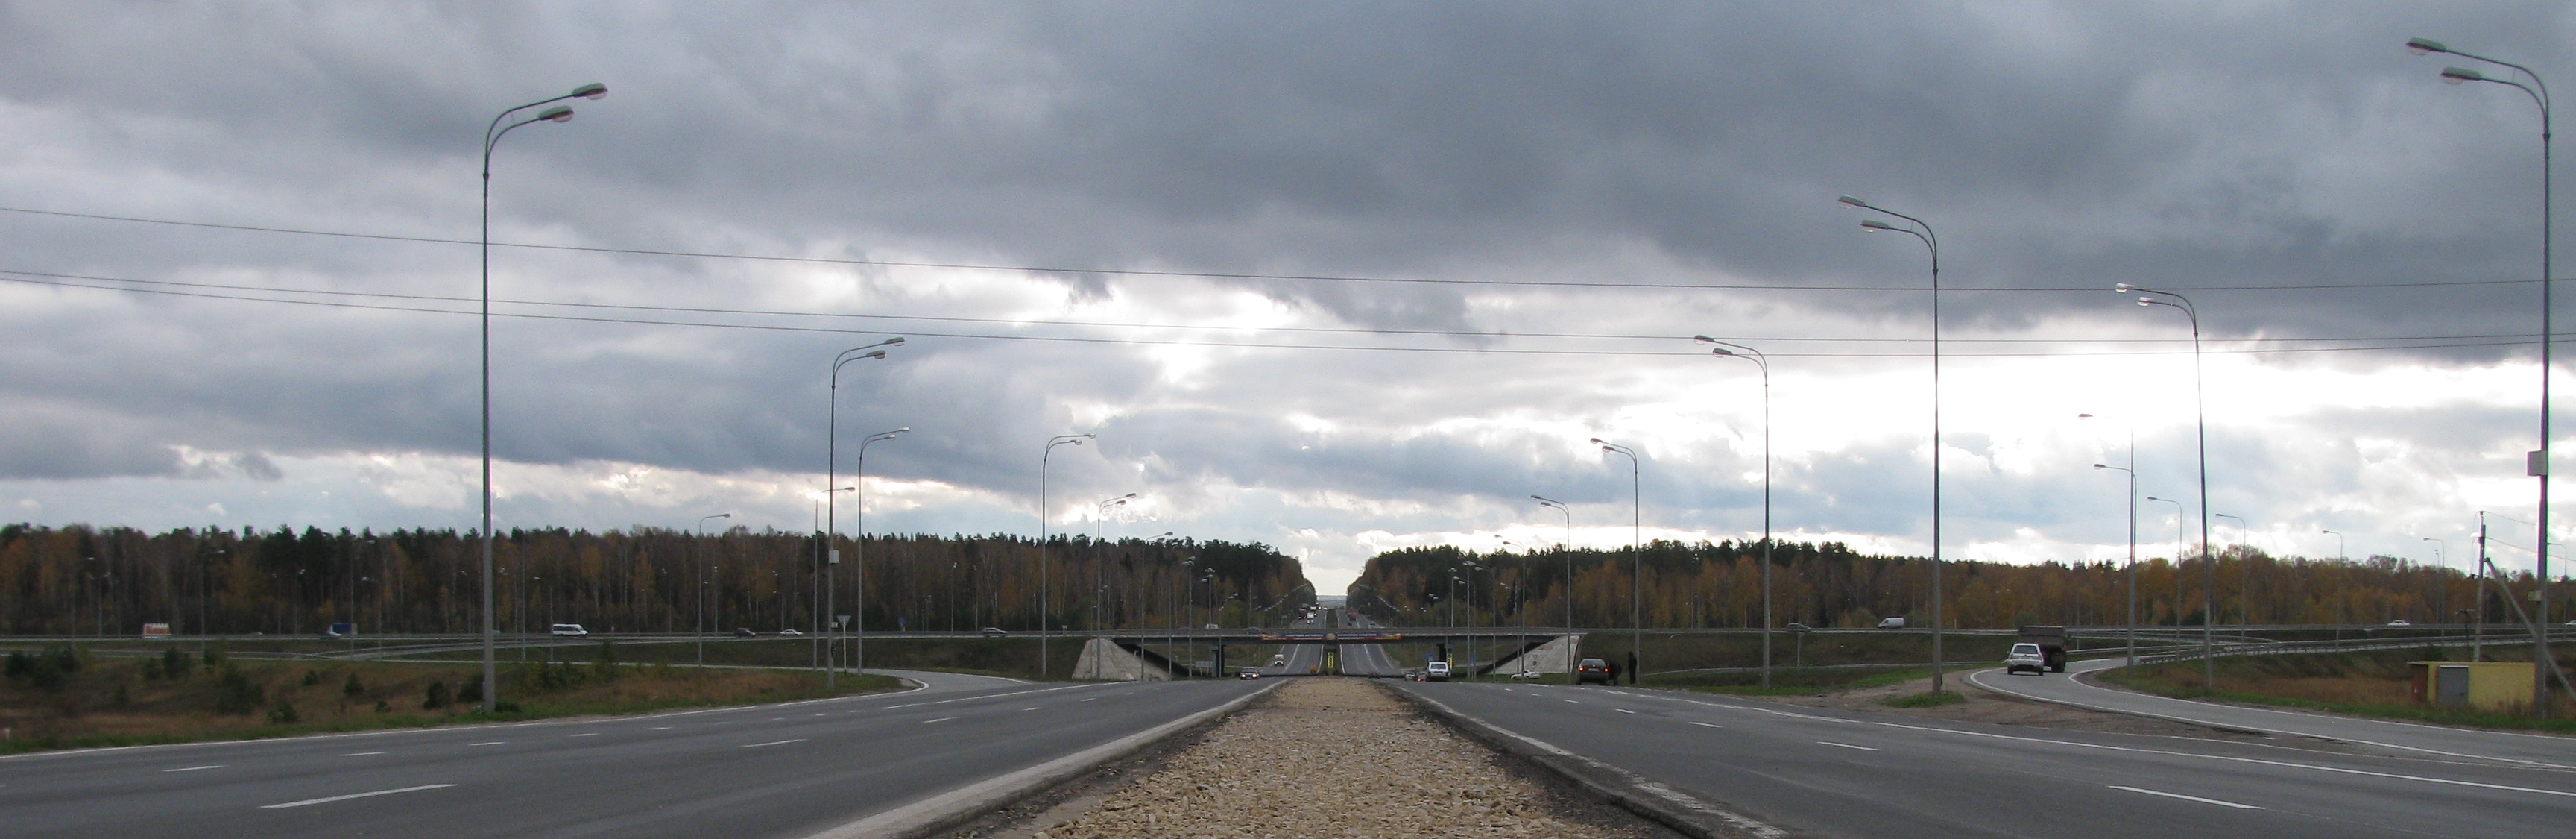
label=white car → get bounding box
[549,623,590,638]
[2004,642,2047,676]
[1424,662,1451,682]
[1877,617,1907,629]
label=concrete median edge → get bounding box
[803,681,1284,839]
[1391,685,1799,839]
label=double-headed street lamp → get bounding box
[2410,35,2556,718]
[2124,285,2216,693]
[848,427,910,682]
[479,81,605,713]
[825,339,903,688]
[1531,494,1574,679]
[1696,336,1775,688]
[1039,434,1097,678]
[1591,438,1641,678]
[1840,194,1948,694]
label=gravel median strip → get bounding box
[1006,678,1675,839]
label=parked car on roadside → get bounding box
[1574,657,1612,685]
[549,623,589,638]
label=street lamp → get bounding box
[2216,512,2250,637]
[2410,35,2555,717]
[2092,456,2139,667]
[1841,194,1948,694]
[848,427,911,682]
[1040,433,1097,678]
[1095,493,1137,631]
[478,81,604,713]
[1530,494,1574,679]
[2146,495,2187,640]
[1697,336,1775,688]
[825,338,904,687]
[2425,536,2449,626]
[1591,438,1641,680]
[2124,284,2216,694]
[697,512,730,666]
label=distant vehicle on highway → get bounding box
[1786,622,1811,632]
[733,627,757,638]
[549,623,589,638]
[1424,661,1451,682]
[2385,620,2411,626]
[1509,668,1541,680]
[1574,658,1612,685]
[982,626,1008,637]
[1877,617,1907,629]
[321,621,356,639]
[2016,625,2068,673]
[2004,642,2049,676]
[778,629,804,636]
[1237,667,1261,679]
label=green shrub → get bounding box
[162,647,194,679]
[201,646,224,667]
[422,681,450,710]
[300,670,323,687]
[266,703,300,725]
[590,640,619,684]
[212,665,262,714]
[459,673,484,704]
[342,671,364,697]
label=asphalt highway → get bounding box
[1971,656,2576,768]
[1400,679,2576,838]
[0,670,1266,839]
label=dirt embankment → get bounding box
[984,678,1674,839]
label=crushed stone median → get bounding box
[1005,678,1671,839]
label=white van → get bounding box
[1877,617,1907,629]
[549,623,590,638]
[1424,661,1451,682]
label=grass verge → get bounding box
[1879,690,1966,708]
[0,642,903,755]
[2100,648,2576,735]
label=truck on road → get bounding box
[2015,625,2068,673]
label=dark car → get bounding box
[1575,657,1612,685]
[732,627,756,638]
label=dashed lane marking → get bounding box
[742,739,807,748]
[1614,708,1637,714]
[2110,785,2263,810]
[1688,722,1723,729]
[260,783,455,810]
[922,717,956,724]
[341,752,385,757]
[467,741,504,747]
[1817,741,1880,751]
[164,765,223,773]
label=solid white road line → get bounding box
[164,765,223,772]
[341,752,385,757]
[2109,785,2263,809]
[1688,721,1723,729]
[568,733,598,738]
[1614,708,1636,714]
[742,739,807,748]
[648,726,672,730]
[922,717,956,723]
[1817,741,1881,751]
[467,741,503,747]
[259,783,456,810]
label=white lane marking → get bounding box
[164,764,224,773]
[648,726,672,730]
[1614,708,1636,714]
[1564,700,1579,703]
[341,752,385,757]
[568,733,598,738]
[1021,707,1041,711]
[880,683,1097,710]
[1688,722,1723,729]
[1080,697,1098,702]
[259,783,456,809]
[813,713,827,717]
[467,741,504,747]
[768,717,784,721]
[742,738,807,748]
[1817,741,1881,751]
[2110,785,2263,809]
[922,717,956,724]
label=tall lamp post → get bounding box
[696,512,730,666]
[479,81,605,713]
[824,339,903,687]
[1532,494,1574,679]
[1840,194,1948,694]
[2092,456,2139,666]
[1591,439,1641,679]
[849,427,911,682]
[1040,434,1096,678]
[2147,496,2185,643]
[2424,537,2448,626]
[2409,35,2554,717]
[1696,336,1775,688]
[1093,493,1136,630]
[2124,284,2216,694]
[2216,512,2250,637]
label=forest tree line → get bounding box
[1351,538,2576,631]
[0,524,1313,637]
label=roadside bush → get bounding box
[3,650,26,680]
[45,646,80,675]
[590,640,619,684]
[6,650,70,691]
[162,647,195,679]
[300,669,323,687]
[201,646,224,667]
[422,682,450,710]
[342,671,364,697]
[212,665,262,714]
[459,673,484,704]
[527,659,587,693]
[266,703,300,725]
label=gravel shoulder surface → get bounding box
[970,677,1677,839]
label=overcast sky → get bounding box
[3,1,2572,592]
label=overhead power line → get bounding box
[0,204,2545,294]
